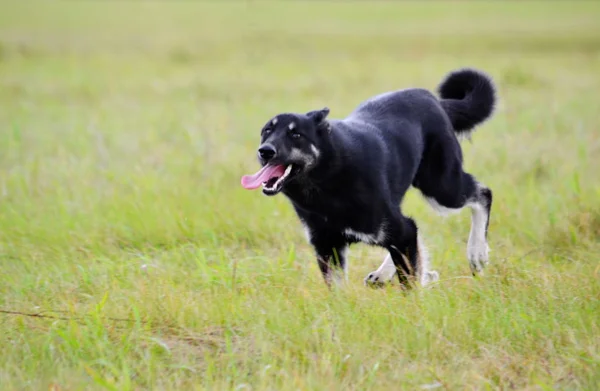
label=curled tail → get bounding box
[438,68,496,137]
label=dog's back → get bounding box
[329,88,450,203]
[334,70,496,201]
[345,68,495,139]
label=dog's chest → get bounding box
[342,227,386,245]
[290,194,364,223]
[289,194,385,244]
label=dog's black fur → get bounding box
[245,68,496,287]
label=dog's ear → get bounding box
[306,107,330,125]
[306,107,330,133]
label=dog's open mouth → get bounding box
[241,164,297,195]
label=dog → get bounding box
[241,68,496,288]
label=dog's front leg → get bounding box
[310,232,348,287]
[316,249,347,287]
[379,213,424,289]
[364,253,397,287]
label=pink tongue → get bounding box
[241,164,286,190]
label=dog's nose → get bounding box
[258,144,277,161]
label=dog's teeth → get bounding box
[264,165,293,193]
[284,165,293,176]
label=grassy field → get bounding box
[1,1,599,390]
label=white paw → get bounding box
[468,240,489,275]
[326,269,348,288]
[421,270,439,286]
[364,260,397,287]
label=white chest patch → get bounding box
[343,227,386,245]
[302,224,312,242]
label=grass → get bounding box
[1,1,599,390]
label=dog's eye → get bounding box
[290,131,301,139]
[262,127,272,135]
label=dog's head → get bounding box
[241,107,331,196]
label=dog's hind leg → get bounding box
[465,182,493,275]
[419,170,493,275]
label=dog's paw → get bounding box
[364,273,389,288]
[421,270,439,286]
[468,240,490,275]
[364,266,396,288]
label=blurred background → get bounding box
[1,1,598,255]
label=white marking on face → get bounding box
[289,148,314,166]
[310,144,320,159]
[271,118,278,126]
[288,122,296,130]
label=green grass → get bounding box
[1,1,599,390]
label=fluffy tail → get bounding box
[438,68,496,137]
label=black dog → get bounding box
[242,68,496,288]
